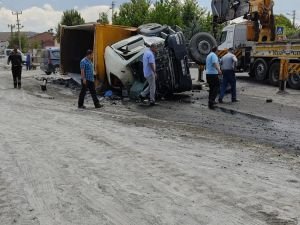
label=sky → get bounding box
[0,0,299,33]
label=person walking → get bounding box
[7,47,22,89]
[139,44,158,106]
[78,50,102,109]
[26,51,31,70]
[219,48,238,103]
[205,46,222,109]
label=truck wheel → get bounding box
[268,62,280,86]
[253,58,268,81]
[188,32,217,65]
[288,74,300,89]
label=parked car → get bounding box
[40,47,60,75]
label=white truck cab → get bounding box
[218,23,248,50]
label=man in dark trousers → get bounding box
[205,46,222,109]
[219,48,238,103]
[7,47,22,89]
[78,49,102,109]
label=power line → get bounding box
[12,11,23,50]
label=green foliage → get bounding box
[113,0,150,27]
[113,0,214,40]
[275,14,299,38]
[181,0,212,40]
[56,9,85,42]
[147,0,183,27]
[30,40,42,49]
[8,33,29,51]
[97,12,109,25]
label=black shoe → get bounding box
[208,102,216,109]
[149,101,155,106]
[95,104,103,109]
[218,99,223,103]
[208,104,216,110]
[78,105,86,109]
[139,94,146,101]
[232,99,239,103]
[212,101,218,105]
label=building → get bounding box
[28,32,56,49]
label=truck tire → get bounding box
[253,58,268,81]
[268,62,280,86]
[288,74,300,89]
[188,32,217,65]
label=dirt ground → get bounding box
[0,66,299,225]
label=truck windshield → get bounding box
[220,31,227,44]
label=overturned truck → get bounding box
[60,23,194,97]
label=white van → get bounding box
[1,49,26,64]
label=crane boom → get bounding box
[211,0,275,42]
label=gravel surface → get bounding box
[0,67,299,225]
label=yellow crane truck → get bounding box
[189,0,300,89]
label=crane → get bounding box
[211,0,276,42]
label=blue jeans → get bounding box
[219,70,237,101]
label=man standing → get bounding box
[205,46,222,109]
[7,47,22,89]
[219,48,238,103]
[78,50,102,109]
[26,51,31,70]
[139,44,158,106]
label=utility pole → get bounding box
[8,24,15,41]
[287,10,297,28]
[12,11,23,50]
[111,1,115,23]
[292,10,296,27]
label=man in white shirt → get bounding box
[219,48,238,103]
[139,44,158,106]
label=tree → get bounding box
[97,12,109,25]
[147,0,183,27]
[8,33,29,51]
[181,0,211,39]
[30,40,42,49]
[56,9,85,42]
[275,14,299,37]
[113,0,150,27]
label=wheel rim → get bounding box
[256,63,266,79]
[197,40,211,55]
[271,67,279,82]
[290,74,300,85]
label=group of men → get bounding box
[7,44,237,110]
[206,46,238,109]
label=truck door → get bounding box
[226,30,234,49]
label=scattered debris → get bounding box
[41,79,47,91]
[266,98,273,103]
